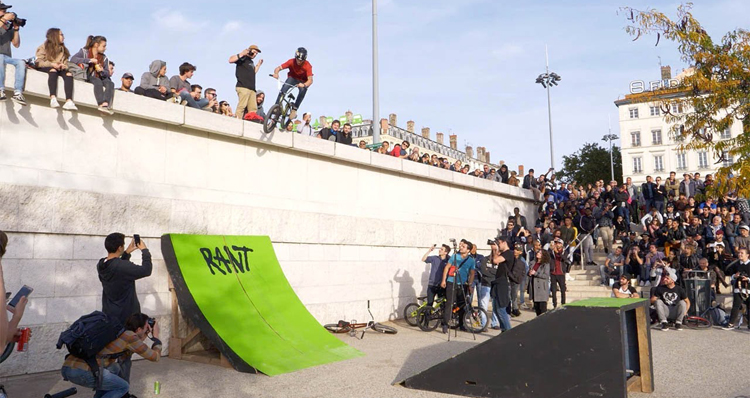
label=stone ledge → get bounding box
[370,152,402,172]
[333,143,371,165]
[293,133,335,157]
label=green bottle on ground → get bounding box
[154,381,161,395]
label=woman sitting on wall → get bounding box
[70,35,115,115]
[35,28,77,111]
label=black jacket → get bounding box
[98,250,153,325]
[336,131,352,145]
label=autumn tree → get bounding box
[621,3,750,197]
[558,143,622,186]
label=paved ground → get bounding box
[5,308,750,398]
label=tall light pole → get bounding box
[372,0,380,143]
[602,116,618,182]
[535,45,561,171]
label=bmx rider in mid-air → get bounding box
[272,47,313,120]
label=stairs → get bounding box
[562,250,733,308]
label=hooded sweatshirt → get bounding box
[255,90,265,118]
[97,250,153,325]
[139,60,170,91]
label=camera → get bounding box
[487,238,497,245]
[12,16,24,27]
[147,318,155,328]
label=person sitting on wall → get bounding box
[134,60,172,100]
[61,313,162,398]
[317,119,339,141]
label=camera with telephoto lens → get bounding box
[12,16,24,27]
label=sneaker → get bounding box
[0,91,5,101]
[674,323,682,331]
[98,105,114,115]
[11,93,27,106]
[62,100,78,111]
[441,324,448,334]
[660,322,669,331]
[491,326,501,330]
[289,109,298,120]
[722,323,735,331]
[50,97,60,108]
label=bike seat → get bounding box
[288,94,296,101]
[417,296,427,300]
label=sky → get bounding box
[16,0,750,171]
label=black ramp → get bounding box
[400,306,627,398]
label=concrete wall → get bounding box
[0,68,535,376]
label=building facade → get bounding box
[614,70,739,185]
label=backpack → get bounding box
[56,311,125,383]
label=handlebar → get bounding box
[268,74,302,90]
[45,388,77,398]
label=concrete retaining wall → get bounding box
[0,68,535,375]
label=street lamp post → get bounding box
[535,46,561,171]
[372,0,380,144]
[602,132,619,183]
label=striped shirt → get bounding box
[63,330,161,371]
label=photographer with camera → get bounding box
[421,244,450,306]
[0,2,26,105]
[97,232,152,391]
[61,313,162,397]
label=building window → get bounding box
[720,128,732,140]
[698,151,709,169]
[654,155,664,172]
[629,108,639,119]
[649,106,660,116]
[722,151,734,167]
[676,153,687,170]
[633,157,642,174]
[651,129,662,145]
[670,103,684,114]
[631,131,641,147]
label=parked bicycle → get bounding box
[416,297,488,333]
[324,300,397,339]
[263,75,298,134]
[403,295,446,327]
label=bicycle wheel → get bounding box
[403,303,421,327]
[684,316,712,329]
[263,104,282,134]
[463,308,489,333]
[0,342,14,364]
[372,323,398,334]
[417,307,441,332]
[323,323,352,333]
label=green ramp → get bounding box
[161,234,362,376]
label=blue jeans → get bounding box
[179,91,210,109]
[62,364,129,398]
[492,293,512,331]
[477,285,499,328]
[275,77,308,110]
[0,55,26,92]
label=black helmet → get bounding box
[295,47,308,61]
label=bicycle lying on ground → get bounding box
[263,75,299,134]
[324,300,397,339]
[0,385,77,398]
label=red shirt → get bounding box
[551,251,564,275]
[281,59,313,82]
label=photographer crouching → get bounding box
[61,313,162,398]
[0,2,27,105]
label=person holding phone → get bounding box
[0,231,29,348]
[97,232,152,390]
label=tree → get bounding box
[621,3,750,197]
[558,142,622,186]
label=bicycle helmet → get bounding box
[295,47,308,62]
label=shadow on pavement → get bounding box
[391,340,476,386]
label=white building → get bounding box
[614,67,739,185]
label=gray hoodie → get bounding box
[256,90,266,118]
[139,60,170,91]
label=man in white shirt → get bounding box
[298,112,314,136]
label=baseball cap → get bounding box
[0,3,12,10]
[553,238,564,244]
[249,44,261,53]
[666,269,677,281]
[741,225,750,231]
[121,73,134,80]
[620,273,632,279]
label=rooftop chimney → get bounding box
[449,134,457,150]
[421,127,430,139]
[661,65,672,80]
[406,120,415,133]
[380,118,389,136]
[389,113,397,127]
[345,110,353,123]
[436,132,444,145]
[518,165,525,176]
[465,146,474,159]
[485,152,491,164]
